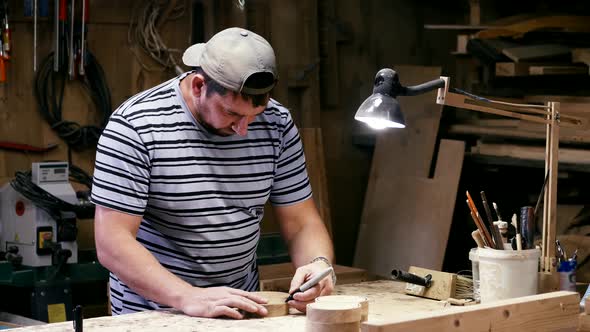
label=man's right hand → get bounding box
[178,287,269,319]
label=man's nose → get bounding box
[232,116,249,136]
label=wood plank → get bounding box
[529,65,588,76]
[354,139,465,277]
[579,312,590,332]
[404,267,456,301]
[361,291,580,332]
[448,123,590,144]
[476,15,590,39]
[495,62,531,76]
[494,62,587,76]
[471,142,590,165]
[259,263,368,291]
[501,44,571,63]
[573,49,590,75]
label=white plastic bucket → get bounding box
[477,247,540,303]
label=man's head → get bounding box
[182,28,278,137]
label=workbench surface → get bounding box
[10,280,448,331]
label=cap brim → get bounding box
[182,43,206,67]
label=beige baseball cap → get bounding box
[182,27,277,95]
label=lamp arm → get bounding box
[400,78,446,96]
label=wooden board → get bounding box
[259,263,367,291]
[476,15,590,39]
[9,282,579,332]
[247,291,289,317]
[470,142,590,165]
[361,291,580,332]
[573,49,590,74]
[495,62,532,77]
[354,137,465,277]
[501,44,571,63]
[529,65,588,76]
[404,266,456,301]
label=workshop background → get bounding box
[1,0,590,323]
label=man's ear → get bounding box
[191,74,206,97]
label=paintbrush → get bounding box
[481,191,503,249]
[466,200,493,248]
[492,202,502,222]
[466,192,494,248]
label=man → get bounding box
[91,27,335,319]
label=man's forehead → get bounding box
[217,93,266,115]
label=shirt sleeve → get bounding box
[269,111,313,206]
[90,114,151,215]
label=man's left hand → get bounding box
[287,260,335,312]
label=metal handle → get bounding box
[391,269,432,287]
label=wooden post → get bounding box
[542,102,559,274]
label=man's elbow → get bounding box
[95,232,113,268]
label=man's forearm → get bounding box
[97,231,193,308]
[285,219,334,268]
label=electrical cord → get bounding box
[9,165,94,220]
[128,0,185,75]
[34,51,112,151]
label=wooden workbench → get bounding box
[8,281,443,331]
[9,281,580,332]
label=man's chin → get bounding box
[203,125,234,137]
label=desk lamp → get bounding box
[355,68,584,290]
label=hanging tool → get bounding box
[68,0,75,79]
[78,0,87,76]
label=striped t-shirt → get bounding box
[90,72,312,315]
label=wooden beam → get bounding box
[442,92,550,125]
[529,65,588,76]
[495,62,531,76]
[470,142,590,165]
[572,49,590,75]
[476,16,590,39]
[361,291,580,332]
[501,44,570,63]
[404,266,456,301]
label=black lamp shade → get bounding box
[354,93,406,129]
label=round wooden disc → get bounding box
[306,320,360,332]
[315,295,369,322]
[306,301,361,323]
[247,291,289,318]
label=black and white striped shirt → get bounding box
[91,72,312,315]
